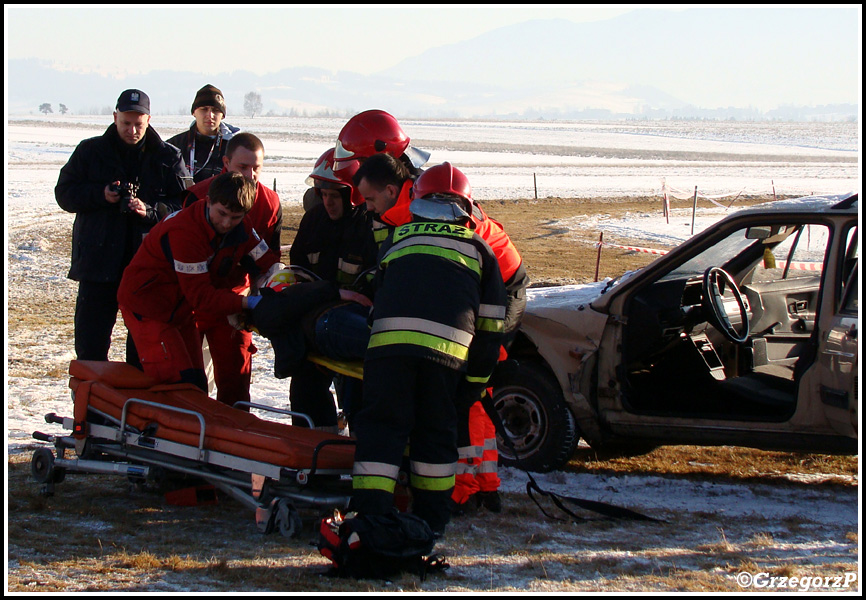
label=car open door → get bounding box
[815,259,858,437]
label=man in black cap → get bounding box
[55,89,190,366]
[168,84,240,183]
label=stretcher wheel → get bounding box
[31,447,65,484]
[274,499,303,539]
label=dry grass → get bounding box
[564,444,857,485]
[6,447,858,592]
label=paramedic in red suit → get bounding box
[118,172,280,391]
[180,133,283,407]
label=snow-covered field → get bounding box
[5,117,860,591]
[7,114,859,205]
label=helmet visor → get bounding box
[409,196,471,223]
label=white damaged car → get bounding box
[493,193,858,472]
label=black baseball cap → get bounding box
[116,89,150,115]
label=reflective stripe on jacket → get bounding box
[367,219,507,381]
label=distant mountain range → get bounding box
[7,7,859,121]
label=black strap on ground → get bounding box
[478,388,664,523]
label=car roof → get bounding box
[733,192,858,217]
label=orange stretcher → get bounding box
[30,360,357,538]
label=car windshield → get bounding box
[658,221,830,283]
[659,230,760,281]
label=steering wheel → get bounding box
[701,267,750,344]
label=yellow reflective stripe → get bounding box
[371,317,474,347]
[373,224,390,245]
[368,330,469,361]
[410,473,456,491]
[465,374,490,385]
[352,475,397,493]
[476,317,504,333]
[352,461,400,493]
[382,244,481,278]
[388,234,481,258]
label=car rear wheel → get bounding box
[492,361,579,472]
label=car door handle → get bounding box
[788,300,809,314]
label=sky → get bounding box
[4,4,860,114]
[5,4,687,77]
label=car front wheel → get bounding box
[492,361,579,472]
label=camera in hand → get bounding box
[109,181,140,213]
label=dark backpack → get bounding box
[317,511,448,580]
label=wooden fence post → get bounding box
[595,232,604,282]
[690,186,698,236]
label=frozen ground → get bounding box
[5,117,860,591]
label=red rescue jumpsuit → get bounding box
[117,201,279,389]
[183,174,282,406]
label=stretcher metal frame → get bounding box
[30,360,359,538]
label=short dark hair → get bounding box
[207,171,256,213]
[353,152,411,190]
[226,132,264,158]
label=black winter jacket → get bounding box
[289,202,378,293]
[166,121,239,183]
[55,123,189,283]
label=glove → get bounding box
[227,295,260,331]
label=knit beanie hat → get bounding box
[191,84,226,117]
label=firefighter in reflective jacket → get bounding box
[353,155,528,513]
[350,163,507,535]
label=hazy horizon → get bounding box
[5,5,861,119]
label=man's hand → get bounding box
[105,181,121,204]
[127,195,148,217]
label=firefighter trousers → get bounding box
[350,355,461,534]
